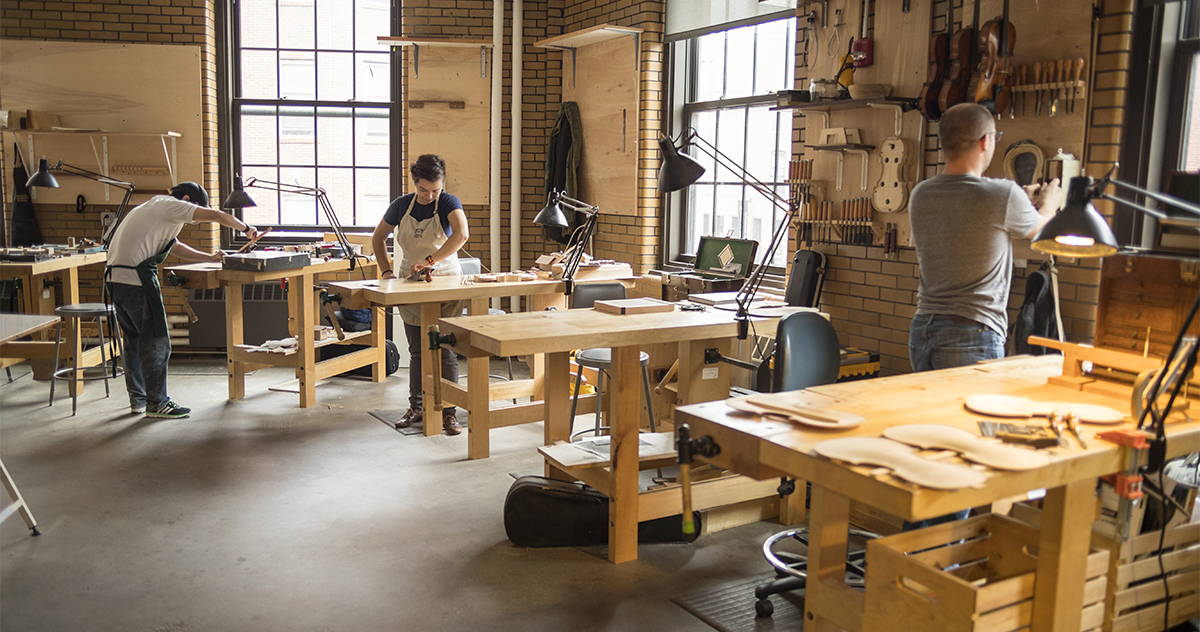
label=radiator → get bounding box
[187,282,291,348]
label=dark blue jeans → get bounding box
[908,314,1005,372]
[109,282,171,409]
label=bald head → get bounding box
[939,103,996,159]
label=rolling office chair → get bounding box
[566,282,656,440]
[751,310,880,618]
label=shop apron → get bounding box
[395,196,461,326]
[105,238,176,338]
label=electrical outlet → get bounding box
[101,212,116,228]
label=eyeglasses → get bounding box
[981,131,1004,142]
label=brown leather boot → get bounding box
[395,408,422,429]
[442,412,462,436]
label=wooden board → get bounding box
[562,35,639,216]
[406,45,490,205]
[0,40,203,206]
[592,298,676,315]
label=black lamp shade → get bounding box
[1030,177,1119,258]
[25,158,60,188]
[657,134,706,193]
[221,177,257,209]
[534,198,570,228]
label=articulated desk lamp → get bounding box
[658,129,801,341]
[25,158,136,245]
[660,129,801,536]
[221,175,359,270]
[1030,174,1200,473]
[533,189,600,296]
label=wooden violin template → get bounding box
[872,138,909,213]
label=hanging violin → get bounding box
[974,0,1015,116]
[938,0,980,114]
[916,0,952,121]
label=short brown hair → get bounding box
[410,154,446,184]
[938,103,995,157]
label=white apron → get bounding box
[394,194,462,326]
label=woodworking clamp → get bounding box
[1097,428,1152,541]
[317,287,345,341]
[164,273,199,323]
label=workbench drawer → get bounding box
[862,514,1108,632]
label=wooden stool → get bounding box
[49,303,124,415]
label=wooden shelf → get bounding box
[809,143,875,152]
[773,95,915,112]
[377,36,492,48]
[534,24,643,50]
[7,128,182,137]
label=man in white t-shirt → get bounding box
[106,182,261,418]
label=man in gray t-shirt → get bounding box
[909,104,1062,372]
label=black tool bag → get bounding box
[504,476,700,548]
[318,339,400,377]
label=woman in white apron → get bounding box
[371,155,469,435]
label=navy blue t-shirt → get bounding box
[382,192,462,236]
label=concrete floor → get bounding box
[0,355,785,632]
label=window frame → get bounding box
[665,16,797,273]
[1115,0,1199,248]
[218,0,401,245]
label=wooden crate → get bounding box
[1104,522,1200,632]
[863,514,1109,632]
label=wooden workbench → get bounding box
[328,275,579,452]
[1,251,114,394]
[439,306,820,563]
[168,258,381,408]
[674,355,1200,632]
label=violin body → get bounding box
[917,33,949,121]
[938,25,975,113]
[974,18,1016,113]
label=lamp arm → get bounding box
[241,178,359,267]
[561,210,600,295]
[556,192,599,213]
[51,161,135,190]
[1104,178,1200,219]
[681,130,793,216]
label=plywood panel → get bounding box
[406,45,491,205]
[562,35,639,216]
[0,39,203,205]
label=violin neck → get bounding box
[1000,0,1011,57]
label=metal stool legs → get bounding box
[48,304,123,416]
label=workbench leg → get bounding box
[466,354,490,459]
[677,337,730,405]
[369,305,385,382]
[296,274,317,408]
[421,303,441,437]
[805,485,859,632]
[226,281,246,400]
[544,352,570,445]
[1031,478,1096,632]
[608,346,641,564]
[28,273,54,381]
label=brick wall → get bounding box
[1,0,220,314]
[789,0,1134,375]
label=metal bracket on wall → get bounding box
[408,100,465,109]
[868,102,906,137]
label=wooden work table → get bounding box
[439,306,821,563]
[0,251,113,394]
[167,257,381,408]
[328,275,581,450]
[674,355,1200,632]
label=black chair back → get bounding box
[784,250,826,308]
[772,311,840,392]
[569,282,625,309]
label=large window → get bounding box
[229,0,394,230]
[672,18,796,267]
